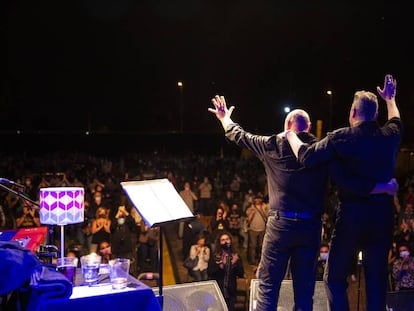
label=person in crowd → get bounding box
[198,176,213,215]
[56,172,71,187]
[137,220,159,273]
[208,231,244,311]
[246,194,268,268]
[4,190,24,228]
[398,202,414,227]
[69,176,84,188]
[403,186,414,206]
[229,174,241,201]
[388,241,399,291]
[286,74,402,311]
[0,203,6,230]
[97,240,113,274]
[218,199,230,221]
[392,243,414,291]
[317,244,330,281]
[209,207,230,252]
[179,181,198,214]
[66,249,78,259]
[0,192,13,230]
[36,176,51,200]
[23,176,37,201]
[182,213,207,260]
[88,178,105,196]
[187,235,210,281]
[110,205,136,263]
[242,189,255,213]
[178,181,198,239]
[103,176,119,200]
[90,207,112,253]
[15,201,40,228]
[321,211,335,245]
[89,191,106,218]
[166,170,178,189]
[224,190,235,208]
[213,172,224,200]
[239,209,249,252]
[395,225,414,254]
[98,240,113,264]
[76,197,93,254]
[227,203,243,247]
[209,92,397,311]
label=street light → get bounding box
[326,90,333,132]
[177,81,184,133]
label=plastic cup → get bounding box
[80,253,101,285]
[109,258,130,290]
[56,257,78,284]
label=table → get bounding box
[36,269,162,311]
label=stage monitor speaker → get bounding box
[152,280,228,311]
[249,279,328,311]
[386,290,414,311]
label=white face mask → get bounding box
[400,250,410,258]
[117,218,125,225]
[320,253,328,261]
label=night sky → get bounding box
[3,1,414,142]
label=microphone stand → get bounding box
[357,251,363,311]
[0,183,39,209]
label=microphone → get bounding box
[0,178,25,188]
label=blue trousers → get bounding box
[255,212,321,311]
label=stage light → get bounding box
[326,90,333,131]
[39,187,84,258]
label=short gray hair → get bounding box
[352,91,378,120]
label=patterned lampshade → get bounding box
[39,187,84,225]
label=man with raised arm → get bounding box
[286,74,402,311]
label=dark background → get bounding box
[2,1,414,152]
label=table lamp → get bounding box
[39,187,84,259]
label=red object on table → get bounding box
[0,226,48,253]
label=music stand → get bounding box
[121,178,195,309]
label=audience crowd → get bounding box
[1,148,414,299]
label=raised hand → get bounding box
[377,74,397,101]
[208,95,235,120]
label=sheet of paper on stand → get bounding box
[121,178,194,227]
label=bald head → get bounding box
[349,91,378,126]
[284,109,311,132]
